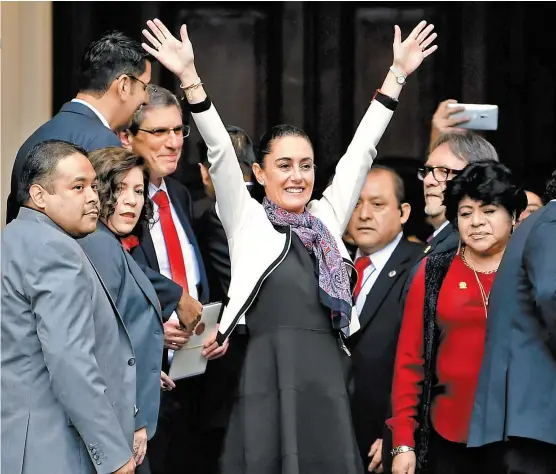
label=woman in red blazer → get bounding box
[388,161,527,474]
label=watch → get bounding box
[389,65,407,85]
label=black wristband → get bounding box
[372,89,398,111]
[188,96,212,114]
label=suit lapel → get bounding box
[358,240,414,331]
[82,252,133,344]
[122,249,163,322]
[137,224,161,272]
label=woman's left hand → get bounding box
[392,20,438,77]
[201,326,229,360]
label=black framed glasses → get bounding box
[124,75,157,93]
[417,165,462,182]
[137,125,191,139]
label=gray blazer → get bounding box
[79,221,164,439]
[468,201,556,448]
[1,208,136,474]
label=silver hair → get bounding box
[430,130,499,163]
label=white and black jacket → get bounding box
[190,99,394,345]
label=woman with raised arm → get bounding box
[142,18,437,473]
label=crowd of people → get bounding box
[1,15,555,474]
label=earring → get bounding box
[260,180,265,186]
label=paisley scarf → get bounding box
[263,197,352,329]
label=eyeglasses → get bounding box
[125,75,157,93]
[136,125,190,139]
[417,165,462,182]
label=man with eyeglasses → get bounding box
[417,130,499,254]
[7,31,152,224]
[120,85,211,474]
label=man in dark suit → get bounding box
[120,86,214,474]
[345,165,423,473]
[8,31,152,224]
[468,173,556,473]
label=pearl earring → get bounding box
[260,180,265,186]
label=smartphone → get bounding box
[447,103,498,131]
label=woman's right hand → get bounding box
[391,451,416,474]
[141,19,195,78]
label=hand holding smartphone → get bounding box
[446,103,498,131]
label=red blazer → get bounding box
[387,254,495,447]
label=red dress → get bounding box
[387,254,495,447]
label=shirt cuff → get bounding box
[188,96,212,114]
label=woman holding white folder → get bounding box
[141,17,437,474]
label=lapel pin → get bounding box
[424,246,431,254]
[389,270,397,278]
[459,282,467,290]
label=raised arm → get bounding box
[310,21,438,234]
[142,19,250,240]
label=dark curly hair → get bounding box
[545,169,556,202]
[444,160,527,223]
[88,147,154,237]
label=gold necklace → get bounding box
[461,247,496,318]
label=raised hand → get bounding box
[393,20,438,77]
[142,19,194,77]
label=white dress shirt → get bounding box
[354,232,403,315]
[432,219,450,238]
[149,179,201,301]
[71,99,111,129]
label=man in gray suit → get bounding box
[468,171,556,473]
[1,140,137,474]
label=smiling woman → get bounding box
[388,161,527,474]
[139,16,439,474]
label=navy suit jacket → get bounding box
[468,201,556,448]
[131,176,210,308]
[7,101,122,224]
[78,222,165,439]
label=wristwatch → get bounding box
[391,445,415,457]
[389,65,407,85]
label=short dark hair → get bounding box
[546,169,556,201]
[444,160,527,223]
[78,31,150,96]
[87,147,154,237]
[198,125,256,177]
[430,130,499,164]
[370,164,406,205]
[128,86,181,134]
[18,140,88,205]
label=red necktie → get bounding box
[354,256,372,300]
[152,190,189,291]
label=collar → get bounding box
[355,231,403,272]
[71,99,111,129]
[433,219,450,238]
[149,179,168,199]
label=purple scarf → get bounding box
[263,198,352,329]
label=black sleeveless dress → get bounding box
[221,232,362,474]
